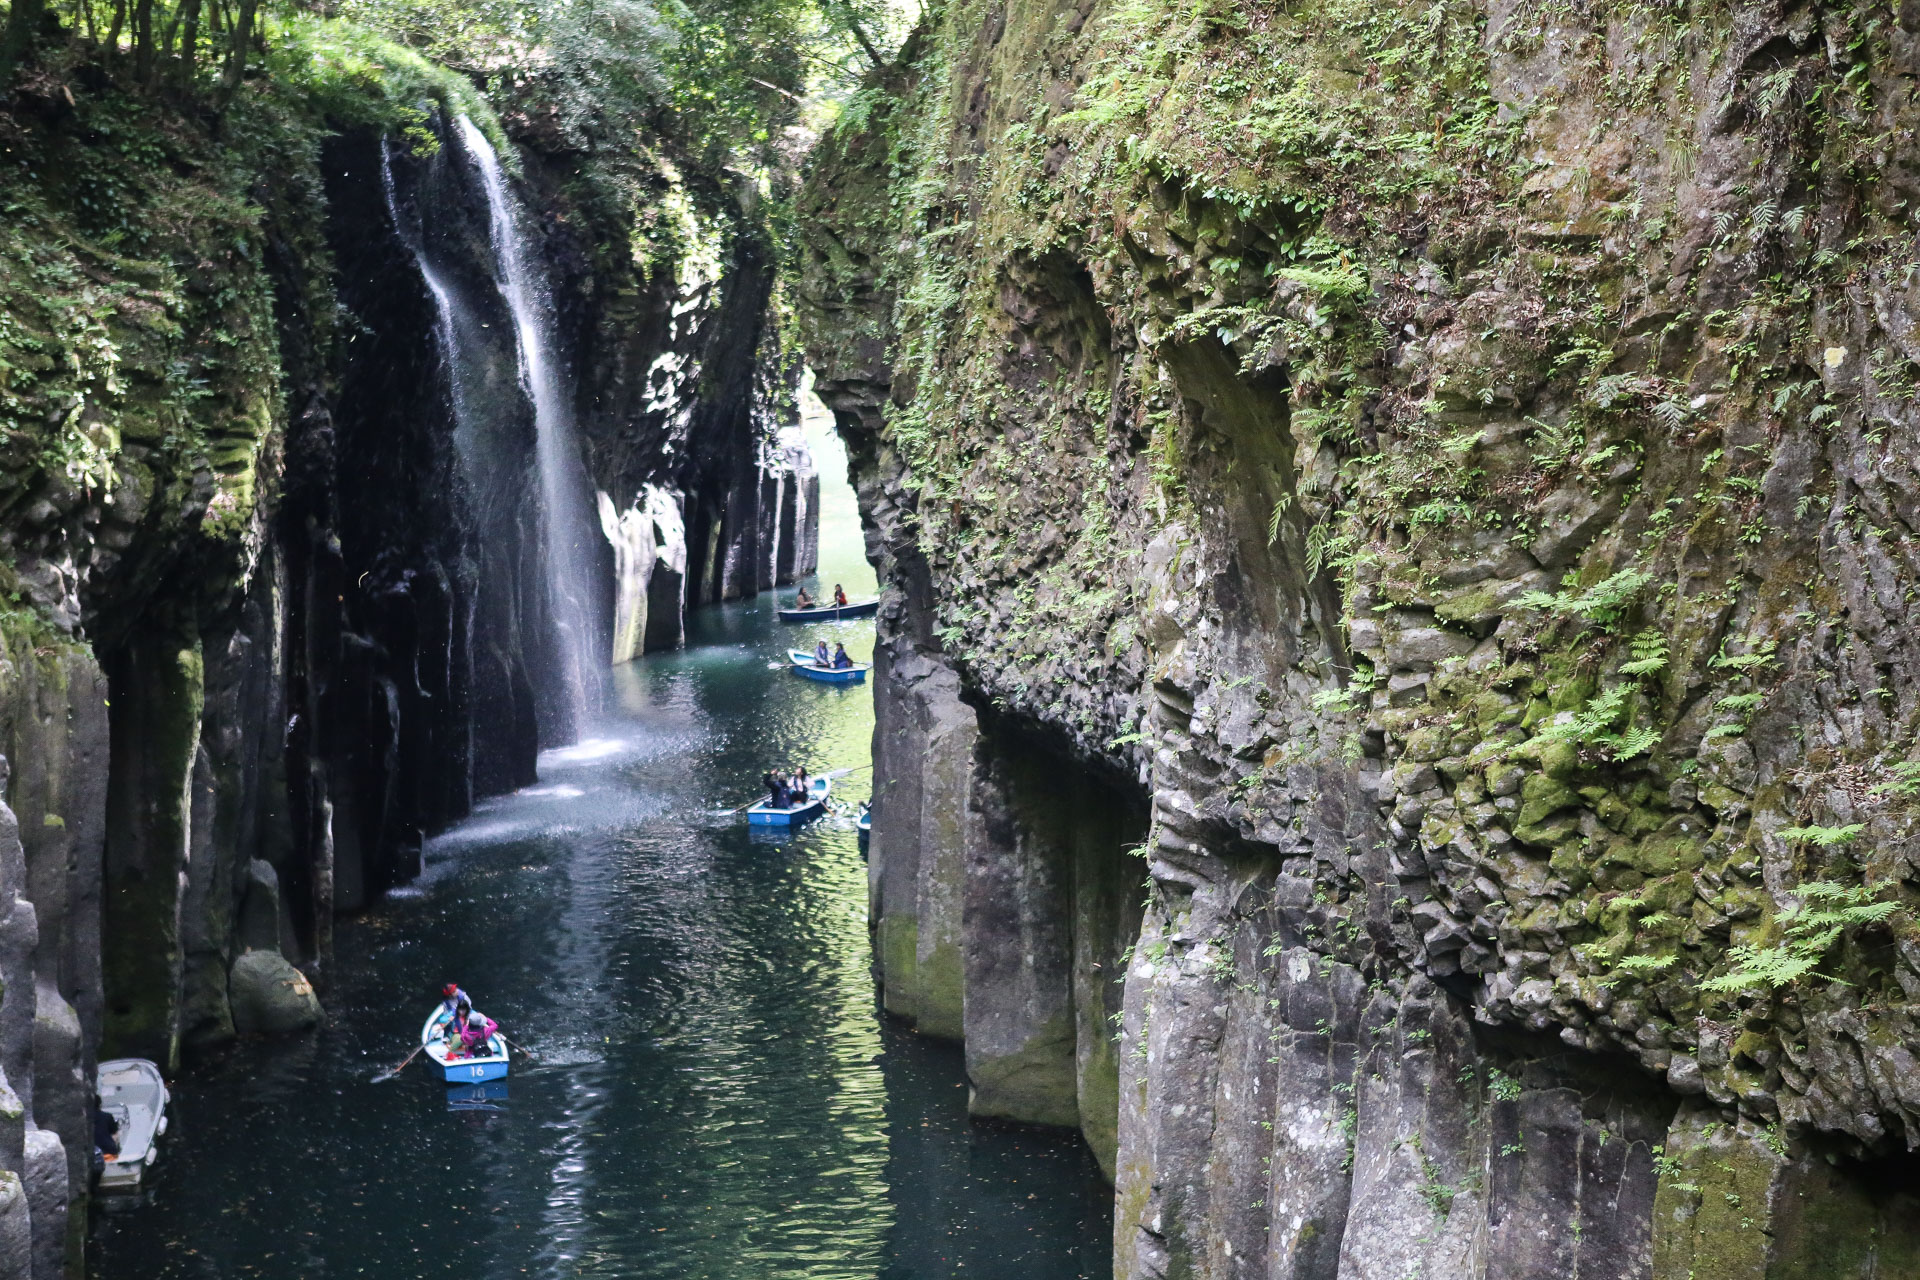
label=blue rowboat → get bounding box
[777,599,879,622]
[421,1006,510,1084]
[788,649,870,684]
[857,804,871,835]
[747,776,831,826]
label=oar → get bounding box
[501,1035,540,1063]
[821,765,871,779]
[372,1043,425,1083]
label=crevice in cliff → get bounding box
[1158,337,1348,679]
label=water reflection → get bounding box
[86,599,1112,1280]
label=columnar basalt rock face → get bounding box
[800,0,1920,1270]
[0,81,805,1264]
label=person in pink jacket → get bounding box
[457,1008,499,1058]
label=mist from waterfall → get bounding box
[457,116,605,738]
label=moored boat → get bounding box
[96,1058,169,1193]
[787,649,870,684]
[776,599,879,622]
[421,1006,511,1084]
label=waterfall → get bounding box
[456,116,605,736]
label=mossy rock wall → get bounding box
[798,0,1920,1269]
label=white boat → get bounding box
[421,1006,511,1083]
[96,1058,169,1193]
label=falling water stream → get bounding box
[85,415,1113,1279]
[459,116,606,734]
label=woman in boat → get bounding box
[813,639,831,667]
[440,982,469,1020]
[832,643,854,669]
[791,767,811,805]
[795,587,814,609]
[460,1010,499,1058]
[832,584,848,607]
[446,1002,471,1054]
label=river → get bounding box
[86,415,1113,1279]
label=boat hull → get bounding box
[747,797,825,826]
[421,1006,510,1084]
[776,600,878,622]
[436,1057,510,1084]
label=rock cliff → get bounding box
[0,54,810,1274]
[799,0,1920,1272]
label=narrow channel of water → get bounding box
[86,416,1113,1279]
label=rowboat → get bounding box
[777,599,879,622]
[748,775,831,826]
[857,804,871,835]
[788,649,870,684]
[421,1006,510,1083]
[96,1058,169,1193]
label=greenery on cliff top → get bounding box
[0,0,907,610]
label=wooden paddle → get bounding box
[372,1042,425,1083]
[501,1035,540,1063]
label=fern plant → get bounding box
[1700,880,1900,993]
[1515,568,1652,633]
[1541,683,1658,760]
[1870,761,1920,799]
[1618,630,1668,677]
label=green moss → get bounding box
[968,1009,1081,1131]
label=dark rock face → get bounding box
[0,96,811,1267]
[799,0,1920,1270]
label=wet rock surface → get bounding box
[799,0,1920,1270]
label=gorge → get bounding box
[6,0,1920,1273]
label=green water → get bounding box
[86,415,1113,1278]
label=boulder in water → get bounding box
[228,951,322,1035]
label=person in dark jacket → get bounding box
[765,771,790,808]
[831,644,854,670]
[90,1095,119,1186]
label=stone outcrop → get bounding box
[226,950,322,1036]
[799,0,1920,1271]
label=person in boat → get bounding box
[795,587,814,609]
[445,1003,468,1054]
[90,1095,119,1186]
[813,639,831,667]
[765,770,790,808]
[440,982,469,1021]
[831,643,854,670]
[459,1009,500,1058]
[832,584,848,607]
[791,767,811,806]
